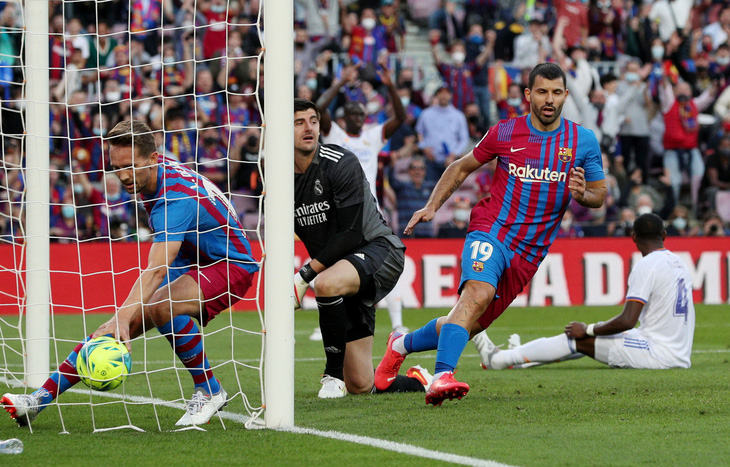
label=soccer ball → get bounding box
[76,336,132,391]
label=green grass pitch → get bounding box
[0,305,728,465]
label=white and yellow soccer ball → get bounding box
[76,336,132,391]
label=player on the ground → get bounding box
[316,58,408,333]
[475,213,695,370]
[293,98,430,398]
[374,62,607,406]
[3,120,259,427]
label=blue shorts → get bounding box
[459,230,515,292]
[459,230,539,329]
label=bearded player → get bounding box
[374,62,607,405]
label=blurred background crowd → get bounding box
[0,0,729,244]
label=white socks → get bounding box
[385,282,403,329]
[392,334,407,355]
[491,334,576,369]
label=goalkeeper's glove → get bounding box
[294,263,318,310]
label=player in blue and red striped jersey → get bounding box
[3,120,259,427]
[374,63,607,406]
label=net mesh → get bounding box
[0,0,266,432]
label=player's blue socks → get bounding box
[158,315,220,395]
[434,324,469,375]
[403,319,439,353]
[36,335,92,408]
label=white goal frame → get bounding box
[19,0,294,428]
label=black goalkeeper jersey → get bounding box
[294,143,404,260]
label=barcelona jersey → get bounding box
[140,157,259,283]
[471,115,604,265]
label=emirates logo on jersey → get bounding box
[314,179,323,196]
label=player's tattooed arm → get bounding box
[437,180,463,209]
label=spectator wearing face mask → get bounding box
[660,78,719,207]
[431,38,492,113]
[621,166,675,220]
[632,193,656,218]
[437,197,471,238]
[496,82,529,120]
[348,8,388,82]
[646,38,668,101]
[665,205,694,236]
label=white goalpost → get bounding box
[262,0,294,428]
[24,0,51,390]
[0,0,293,431]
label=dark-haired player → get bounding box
[477,213,695,370]
[3,120,259,427]
[375,63,607,406]
[292,98,429,398]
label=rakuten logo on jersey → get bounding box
[295,201,331,227]
[508,163,567,183]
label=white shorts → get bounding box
[593,329,670,370]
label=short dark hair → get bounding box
[528,63,567,90]
[343,101,365,114]
[294,98,320,119]
[600,73,618,88]
[106,120,157,158]
[633,213,665,240]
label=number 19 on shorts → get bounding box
[469,240,494,261]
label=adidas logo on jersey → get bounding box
[354,253,365,260]
[508,163,567,183]
[319,146,344,162]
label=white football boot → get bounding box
[175,387,228,426]
[2,392,44,427]
[318,376,346,399]
[473,330,502,370]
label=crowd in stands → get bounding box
[1,0,729,244]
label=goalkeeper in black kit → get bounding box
[293,98,430,398]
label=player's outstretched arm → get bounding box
[404,152,482,235]
[93,241,182,349]
[565,300,643,339]
[569,167,606,208]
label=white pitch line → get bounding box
[278,426,513,467]
[0,375,511,465]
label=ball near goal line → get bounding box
[76,337,132,392]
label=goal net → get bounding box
[0,0,292,432]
